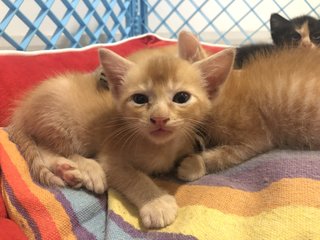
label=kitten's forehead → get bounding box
[292,15,318,27]
[150,55,195,84]
[131,54,199,87]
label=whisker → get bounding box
[180,127,196,146]
[100,124,134,147]
[120,126,141,152]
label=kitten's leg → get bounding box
[178,143,272,181]
[69,154,107,194]
[7,128,71,187]
[100,158,177,229]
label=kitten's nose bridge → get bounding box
[150,117,170,127]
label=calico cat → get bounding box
[270,13,320,48]
[97,35,234,228]
[7,69,111,193]
[235,13,320,68]
[177,47,320,182]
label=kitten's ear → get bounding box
[270,13,290,30]
[194,48,235,97]
[98,48,134,97]
[178,31,207,62]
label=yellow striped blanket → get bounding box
[1,127,320,239]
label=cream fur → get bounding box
[97,33,220,229]
[180,48,320,182]
[8,70,111,193]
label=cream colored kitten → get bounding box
[7,31,207,194]
[97,38,235,228]
[177,47,320,181]
[8,69,111,193]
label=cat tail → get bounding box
[6,126,66,187]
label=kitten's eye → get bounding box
[173,92,191,104]
[132,94,149,104]
[311,33,320,41]
[290,32,301,41]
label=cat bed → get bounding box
[1,34,320,239]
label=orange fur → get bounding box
[7,69,111,192]
[97,33,224,229]
[6,31,209,197]
[8,32,209,197]
[180,48,320,181]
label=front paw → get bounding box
[81,160,108,194]
[139,194,178,229]
[177,154,206,181]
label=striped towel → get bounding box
[107,151,320,239]
[2,126,320,240]
[0,128,107,240]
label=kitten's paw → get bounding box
[177,154,206,181]
[55,159,83,188]
[139,194,178,229]
[37,167,66,187]
[80,160,107,194]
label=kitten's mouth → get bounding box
[150,128,173,137]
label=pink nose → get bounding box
[150,117,170,127]
[302,41,312,48]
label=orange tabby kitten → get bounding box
[8,69,110,193]
[7,31,207,194]
[177,47,320,181]
[97,37,235,228]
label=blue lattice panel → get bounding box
[0,0,137,50]
[142,0,320,45]
[1,0,320,50]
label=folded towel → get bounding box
[0,128,107,240]
[0,176,27,240]
[107,149,320,239]
[2,126,320,239]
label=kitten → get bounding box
[271,13,320,48]
[97,35,234,228]
[7,31,206,193]
[7,69,111,193]
[177,47,320,182]
[235,13,320,68]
